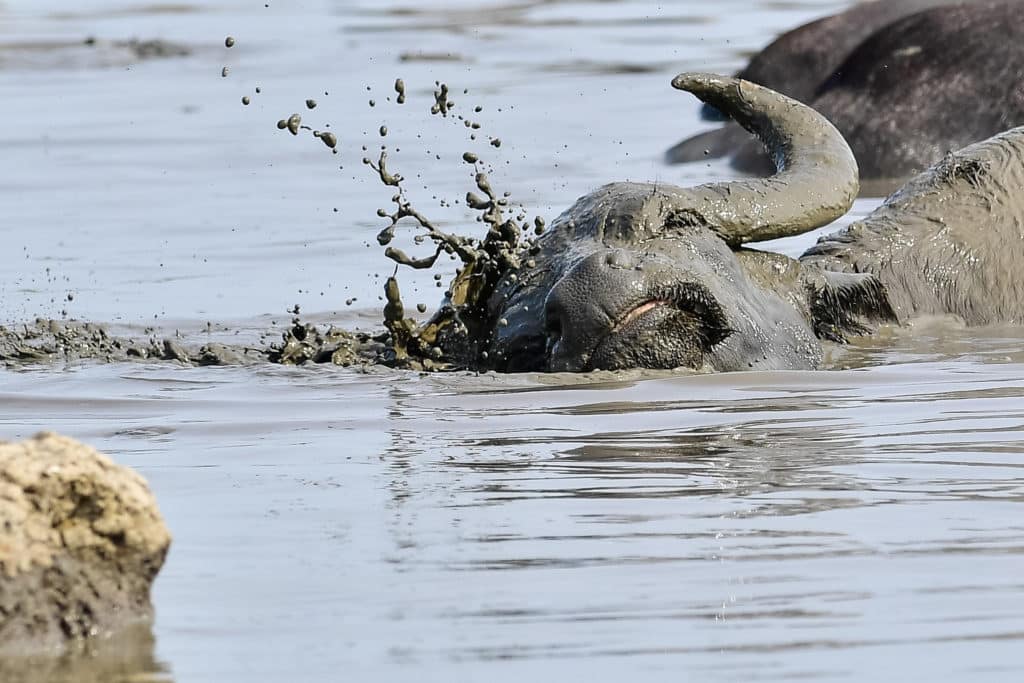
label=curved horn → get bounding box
[670,73,858,246]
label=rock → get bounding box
[0,433,171,655]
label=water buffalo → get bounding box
[668,1,1024,189]
[698,0,960,122]
[454,74,1024,373]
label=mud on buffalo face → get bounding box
[484,183,822,373]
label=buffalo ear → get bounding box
[808,270,896,343]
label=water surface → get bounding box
[2,1,1022,681]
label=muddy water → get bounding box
[2,0,1024,681]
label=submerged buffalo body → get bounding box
[669,1,1024,186]
[446,74,1024,373]
[700,0,963,122]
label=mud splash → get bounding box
[264,74,548,372]
[4,43,544,374]
[264,318,384,366]
[371,83,549,372]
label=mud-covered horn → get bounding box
[670,73,858,246]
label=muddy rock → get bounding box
[0,433,171,655]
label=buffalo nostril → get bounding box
[544,303,563,341]
[545,316,562,341]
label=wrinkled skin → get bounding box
[669,1,1024,189]
[440,73,1024,374]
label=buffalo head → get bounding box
[474,74,864,372]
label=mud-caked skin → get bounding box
[486,185,826,372]
[462,73,1024,373]
[803,132,1024,325]
[669,1,1024,186]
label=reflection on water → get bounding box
[0,625,169,683]
[3,334,1024,681]
[2,0,1024,681]
[364,339,1024,679]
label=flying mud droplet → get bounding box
[277,119,288,130]
[286,113,301,135]
[462,152,478,164]
[221,66,229,77]
[225,36,235,48]
[431,83,451,117]
[379,125,388,137]
[369,99,376,107]
[465,192,489,209]
[395,79,406,104]
[318,131,337,149]
[490,138,502,148]
[306,99,317,109]
[365,150,402,186]
[417,303,427,313]
[242,96,250,105]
